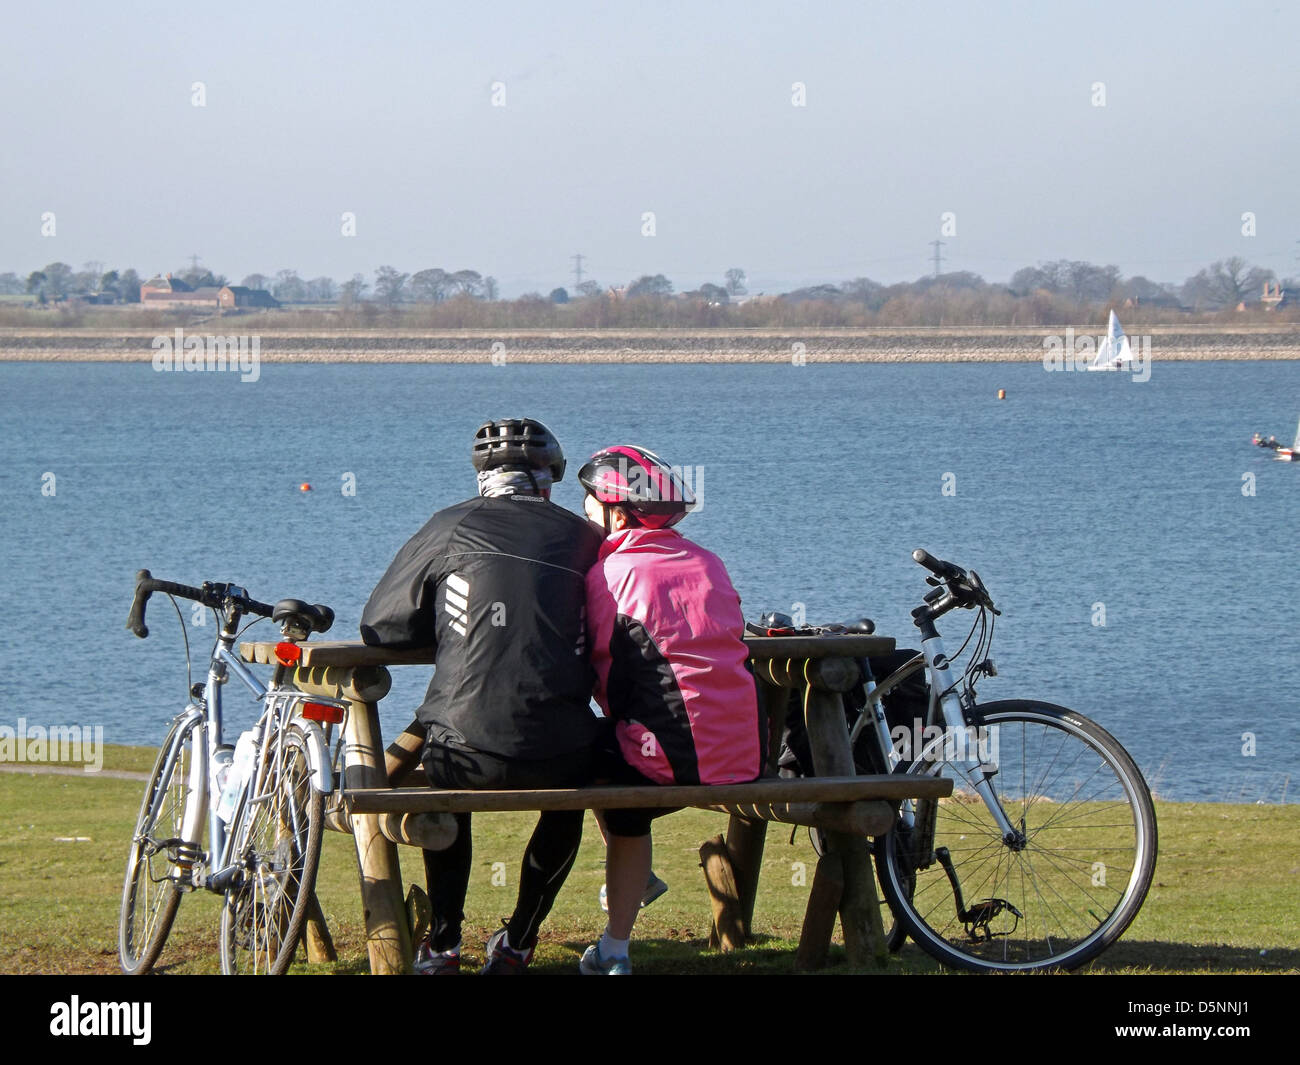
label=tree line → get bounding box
[1,257,1291,325]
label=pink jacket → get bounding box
[586,527,761,785]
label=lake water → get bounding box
[1,359,1296,802]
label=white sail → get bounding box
[1088,310,1132,371]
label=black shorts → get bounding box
[595,731,683,839]
[422,738,595,790]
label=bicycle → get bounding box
[772,549,1157,972]
[119,570,345,975]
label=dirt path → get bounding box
[0,763,148,781]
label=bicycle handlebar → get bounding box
[911,550,1000,618]
[912,548,966,582]
[126,569,274,639]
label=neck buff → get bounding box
[477,467,551,498]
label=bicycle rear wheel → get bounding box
[119,712,202,974]
[875,700,1157,972]
[219,724,323,974]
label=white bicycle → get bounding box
[119,571,345,975]
[845,550,1158,971]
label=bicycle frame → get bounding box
[157,603,336,895]
[850,632,1021,845]
[790,552,1156,971]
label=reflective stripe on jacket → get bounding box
[360,495,603,761]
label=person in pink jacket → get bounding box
[577,444,761,975]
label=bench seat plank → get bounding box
[344,774,951,814]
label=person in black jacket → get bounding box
[360,419,602,974]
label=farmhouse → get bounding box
[140,273,279,309]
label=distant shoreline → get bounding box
[1,326,1297,363]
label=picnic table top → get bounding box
[345,774,952,813]
[240,633,894,668]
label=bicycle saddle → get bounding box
[271,599,335,634]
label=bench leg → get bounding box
[803,686,886,968]
[724,813,767,939]
[303,891,337,963]
[699,834,745,952]
[345,698,413,975]
[829,830,885,968]
[795,851,843,971]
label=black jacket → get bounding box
[360,495,603,760]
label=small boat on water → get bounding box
[1087,310,1133,371]
[1275,416,1300,462]
[1253,417,1300,461]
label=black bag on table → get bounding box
[775,648,927,778]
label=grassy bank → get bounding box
[1,748,1296,975]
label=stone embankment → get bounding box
[1,327,1297,362]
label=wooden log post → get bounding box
[720,674,789,941]
[795,852,844,971]
[302,891,337,963]
[710,800,894,835]
[385,718,427,783]
[286,661,413,975]
[344,698,413,974]
[802,658,888,968]
[699,834,745,952]
[323,806,458,850]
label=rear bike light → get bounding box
[275,641,302,666]
[302,701,344,724]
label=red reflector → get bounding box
[275,641,302,666]
[302,701,344,724]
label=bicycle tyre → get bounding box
[119,712,202,974]
[874,838,913,953]
[219,723,323,974]
[875,700,1157,972]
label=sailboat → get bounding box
[1274,415,1300,462]
[1087,310,1133,371]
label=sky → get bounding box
[1,0,1296,296]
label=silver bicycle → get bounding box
[119,571,344,975]
[846,549,1158,971]
[770,550,1158,970]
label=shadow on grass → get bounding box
[1082,940,1299,974]
[529,936,1300,976]
[104,936,1300,977]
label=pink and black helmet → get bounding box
[578,445,696,529]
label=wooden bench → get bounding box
[239,634,952,973]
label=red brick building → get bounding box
[140,274,278,309]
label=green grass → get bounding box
[1,748,1297,975]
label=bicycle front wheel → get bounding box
[876,700,1157,972]
[219,724,323,974]
[119,712,202,974]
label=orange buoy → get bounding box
[997,389,1006,400]
[300,482,312,492]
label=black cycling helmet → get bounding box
[471,418,566,482]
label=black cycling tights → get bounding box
[421,740,593,952]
